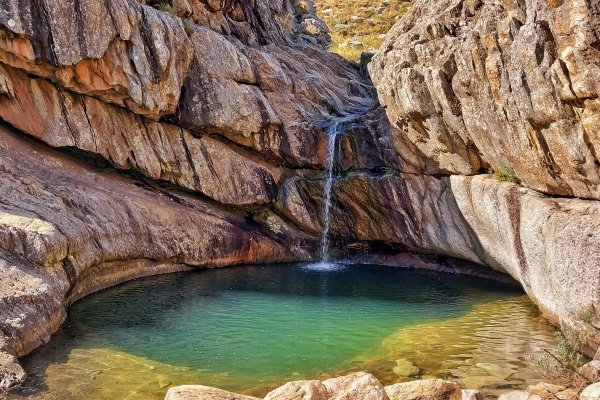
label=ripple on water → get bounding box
[10,263,557,400]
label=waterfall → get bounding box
[304,99,372,270]
[320,121,341,263]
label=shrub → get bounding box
[382,166,396,177]
[530,330,588,387]
[494,163,520,184]
[158,3,174,13]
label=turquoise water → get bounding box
[13,263,556,399]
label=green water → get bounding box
[12,263,557,399]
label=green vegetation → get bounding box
[184,21,195,36]
[158,3,174,13]
[344,170,359,179]
[530,330,588,386]
[314,0,412,62]
[382,166,397,177]
[494,163,520,184]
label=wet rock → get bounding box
[385,379,462,400]
[281,173,600,350]
[165,385,259,400]
[392,359,420,377]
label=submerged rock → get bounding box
[392,359,420,377]
[384,378,462,400]
[0,0,599,392]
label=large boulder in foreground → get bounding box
[369,0,600,200]
[165,385,259,400]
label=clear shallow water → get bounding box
[11,263,557,399]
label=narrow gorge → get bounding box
[0,0,598,399]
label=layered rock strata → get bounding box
[369,0,600,199]
[0,0,599,393]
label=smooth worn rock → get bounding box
[370,0,600,200]
[263,379,330,400]
[526,382,577,400]
[581,383,600,400]
[165,385,259,400]
[384,379,462,400]
[580,360,600,382]
[392,359,420,378]
[461,389,483,400]
[323,372,390,400]
[497,391,541,400]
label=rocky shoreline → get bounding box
[164,371,600,400]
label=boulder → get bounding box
[0,353,26,391]
[392,359,420,378]
[580,361,600,383]
[497,391,541,400]
[526,382,577,400]
[384,379,462,400]
[461,389,483,400]
[581,383,600,400]
[323,372,389,400]
[165,385,259,400]
[263,379,330,400]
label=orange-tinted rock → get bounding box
[0,64,279,206]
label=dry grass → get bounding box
[314,0,412,62]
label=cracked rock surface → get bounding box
[0,0,599,391]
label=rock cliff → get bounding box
[0,0,599,392]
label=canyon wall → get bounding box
[0,0,599,391]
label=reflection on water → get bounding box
[10,264,557,400]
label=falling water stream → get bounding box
[319,120,341,263]
[317,103,372,265]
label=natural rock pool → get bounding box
[10,263,557,399]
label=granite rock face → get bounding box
[0,0,599,393]
[369,0,600,199]
[0,125,310,389]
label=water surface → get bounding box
[11,263,557,399]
